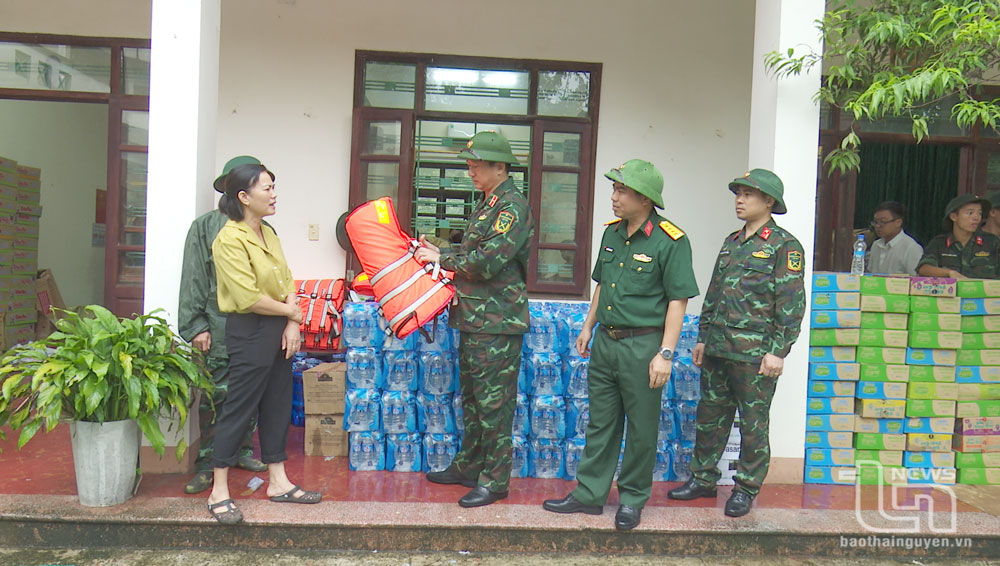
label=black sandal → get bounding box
[207,498,243,524]
[269,485,322,504]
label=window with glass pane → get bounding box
[425,67,529,114]
[537,71,590,117]
[363,121,402,155]
[121,110,148,146]
[537,248,576,283]
[539,171,578,244]
[0,42,111,92]
[362,161,400,201]
[118,151,146,285]
[543,131,581,167]
[122,47,150,95]
[364,62,416,109]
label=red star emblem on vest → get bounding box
[760,226,772,240]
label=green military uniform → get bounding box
[690,170,806,498]
[918,232,1000,279]
[437,132,533,495]
[571,175,699,510]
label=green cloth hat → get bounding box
[729,168,786,214]
[603,159,664,208]
[457,131,519,165]
[942,194,990,231]
[214,155,262,193]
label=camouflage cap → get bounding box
[729,168,786,214]
[457,131,519,165]
[604,159,664,208]
[214,155,262,193]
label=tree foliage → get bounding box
[766,0,1000,175]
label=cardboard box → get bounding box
[806,414,857,432]
[957,349,1000,366]
[909,277,957,297]
[808,346,857,363]
[857,346,907,365]
[857,464,908,485]
[139,402,200,475]
[956,400,1000,418]
[906,348,958,366]
[957,383,1000,401]
[859,329,908,348]
[810,310,862,328]
[955,366,1000,383]
[810,328,861,346]
[303,362,346,414]
[855,432,906,451]
[909,365,957,383]
[304,414,349,457]
[961,333,1000,350]
[0,156,15,172]
[960,298,1000,316]
[34,269,64,318]
[809,362,860,381]
[812,272,861,292]
[908,330,962,349]
[854,417,904,434]
[906,467,957,485]
[807,396,855,414]
[906,433,953,452]
[953,433,1000,453]
[856,398,907,419]
[856,381,908,400]
[861,294,910,313]
[858,364,909,382]
[954,452,1000,468]
[803,465,856,485]
[855,449,904,466]
[804,431,854,449]
[907,313,961,332]
[904,451,956,468]
[958,279,1000,298]
[808,380,856,398]
[906,399,957,418]
[860,275,911,295]
[955,417,1000,435]
[910,296,960,314]
[904,417,955,434]
[957,467,1000,484]
[805,448,855,467]
[907,382,959,400]
[961,315,1000,333]
[812,292,861,310]
[860,312,909,330]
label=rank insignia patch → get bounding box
[659,220,684,240]
[604,218,623,225]
[633,253,653,263]
[488,195,498,207]
[760,226,772,240]
[787,250,803,272]
[976,251,990,257]
[494,210,515,234]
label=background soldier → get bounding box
[178,155,268,494]
[542,159,698,530]
[414,131,534,508]
[668,168,805,518]
[917,194,1000,279]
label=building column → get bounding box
[144,0,220,326]
[747,0,824,483]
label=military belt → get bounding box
[601,326,660,341]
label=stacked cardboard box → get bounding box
[804,272,860,485]
[955,280,1000,484]
[0,156,39,348]
[303,362,349,457]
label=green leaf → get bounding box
[136,412,165,457]
[18,419,44,449]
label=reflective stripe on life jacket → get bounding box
[345,197,455,338]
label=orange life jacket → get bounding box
[345,197,454,338]
[294,278,346,350]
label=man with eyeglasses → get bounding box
[917,194,1000,279]
[868,201,923,275]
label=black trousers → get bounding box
[211,313,292,468]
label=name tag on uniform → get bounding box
[751,251,771,259]
[976,251,990,257]
[633,253,652,262]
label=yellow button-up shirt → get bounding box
[212,220,295,313]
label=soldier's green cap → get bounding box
[457,131,519,165]
[729,168,786,214]
[987,190,1000,209]
[603,159,664,208]
[943,194,989,219]
[214,155,262,193]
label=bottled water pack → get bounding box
[342,301,384,349]
[529,438,564,479]
[348,431,385,471]
[675,399,699,443]
[530,394,566,440]
[563,355,589,399]
[565,398,590,439]
[419,351,456,395]
[383,349,418,391]
[381,390,417,434]
[527,351,563,396]
[344,388,381,432]
[563,437,586,480]
[511,435,529,478]
[417,392,457,434]
[512,393,530,437]
[346,347,384,390]
[385,432,422,472]
[422,433,459,473]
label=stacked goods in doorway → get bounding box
[0,156,41,350]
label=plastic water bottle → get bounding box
[851,233,866,275]
[566,398,590,439]
[346,347,380,389]
[386,432,421,472]
[513,393,530,437]
[530,438,564,479]
[453,393,465,436]
[349,431,384,471]
[653,441,673,482]
[384,350,418,391]
[530,395,566,440]
[345,389,381,432]
[423,433,458,473]
[529,352,563,395]
[676,400,698,443]
[658,399,677,442]
[420,351,454,395]
[564,357,589,399]
[381,391,415,434]
[511,436,529,478]
[524,305,555,352]
[418,392,454,434]
[672,440,694,482]
[563,438,586,480]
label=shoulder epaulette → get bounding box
[604,218,623,226]
[659,220,684,240]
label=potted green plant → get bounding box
[0,305,214,507]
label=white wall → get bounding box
[216,0,757,306]
[4,0,151,38]
[0,100,108,308]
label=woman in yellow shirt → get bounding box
[206,161,320,524]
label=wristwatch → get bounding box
[658,347,673,360]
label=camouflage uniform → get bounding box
[571,213,698,509]
[692,218,805,496]
[438,177,533,493]
[178,210,257,472]
[917,231,1000,279]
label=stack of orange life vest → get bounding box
[294,278,345,350]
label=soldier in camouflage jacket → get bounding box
[668,168,805,518]
[415,131,534,508]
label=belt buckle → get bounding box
[608,328,622,340]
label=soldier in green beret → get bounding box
[543,159,698,530]
[414,131,534,508]
[668,168,805,518]
[918,195,1000,279]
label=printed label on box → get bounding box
[907,313,961,332]
[810,310,862,328]
[955,366,1000,383]
[809,362,860,381]
[808,346,857,363]
[859,364,910,382]
[910,296,960,314]
[856,381,908,399]
[809,380,857,398]
[855,449,903,466]
[860,312,909,330]
[909,365,957,383]
[812,292,861,310]
[962,315,1000,333]
[807,397,855,414]
[861,294,911,313]
[956,400,1000,418]
[909,277,957,298]
[907,382,959,400]
[906,348,958,366]
[856,398,907,419]
[906,433,953,452]
[855,417,905,434]
[857,346,907,365]
[812,272,861,292]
